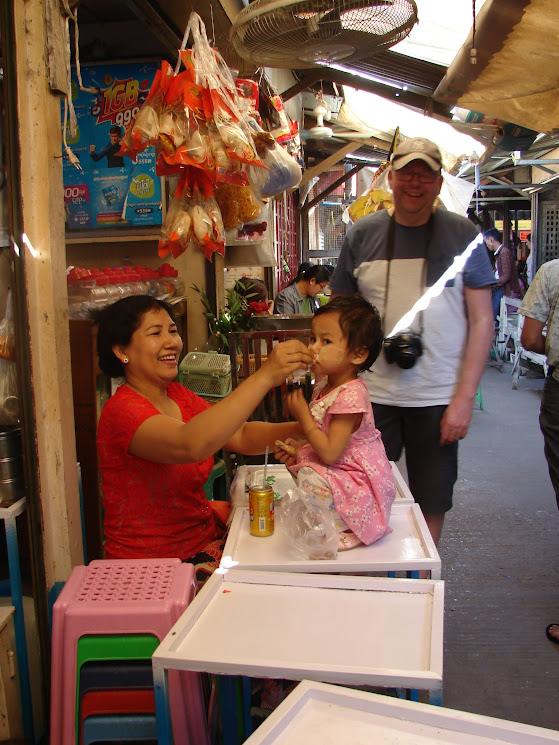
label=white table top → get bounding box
[230,462,414,508]
[222,502,440,578]
[153,570,444,691]
[243,680,559,745]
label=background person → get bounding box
[519,258,559,645]
[274,264,331,315]
[484,227,521,317]
[96,295,313,582]
[329,136,494,546]
[234,277,274,315]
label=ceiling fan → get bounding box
[230,0,418,69]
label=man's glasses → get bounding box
[395,168,440,184]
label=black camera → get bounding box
[383,330,423,369]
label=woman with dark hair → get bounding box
[95,295,313,582]
[234,277,274,315]
[274,264,331,315]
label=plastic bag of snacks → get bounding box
[159,171,225,260]
[214,183,262,230]
[179,17,265,171]
[278,487,339,560]
[247,139,302,199]
[118,61,173,161]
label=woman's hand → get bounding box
[257,340,314,388]
[287,387,310,422]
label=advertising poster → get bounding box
[63,61,162,230]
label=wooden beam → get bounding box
[281,71,326,101]
[313,68,452,119]
[302,164,364,213]
[125,0,182,56]
[298,137,389,188]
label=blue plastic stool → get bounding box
[82,714,157,745]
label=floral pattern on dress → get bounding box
[290,377,396,545]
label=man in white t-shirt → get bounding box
[330,137,495,545]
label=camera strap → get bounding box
[383,211,435,337]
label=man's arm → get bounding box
[521,316,546,354]
[440,285,494,445]
[89,142,109,162]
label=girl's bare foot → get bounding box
[338,531,363,551]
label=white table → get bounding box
[243,680,559,745]
[152,570,444,745]
[222,502,440,578]
[230,461,414,508]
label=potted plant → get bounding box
[192,280,259,354]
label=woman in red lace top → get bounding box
[96,295,312,581]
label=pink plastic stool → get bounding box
[50,559,208,745]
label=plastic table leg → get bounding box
[1,498,34,743]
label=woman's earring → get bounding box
[123,357,129,364]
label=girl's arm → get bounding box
[287,388,361,466]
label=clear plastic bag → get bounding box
[0,358,19,425]
[247,141,302,199]
[277,487,339,560]
[0,289,15,362]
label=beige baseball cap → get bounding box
[390,137,442,172]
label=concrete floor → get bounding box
[412,361,559,730]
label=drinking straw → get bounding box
[263,446,269,487]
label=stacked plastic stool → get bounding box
[50,558,209,745]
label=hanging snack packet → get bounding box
[156,67,214,175]
[214,183,262,231]
[191,191,225,261]
[119,61,173,161]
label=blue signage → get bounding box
[62,62,162,230]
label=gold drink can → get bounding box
[249,484,274,537]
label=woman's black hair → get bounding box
[289,263,332,287]
[314,294,383,372]
[93,295,175,378]
[234,277,269,303]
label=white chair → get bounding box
[496,296,522,361]
[511,313,548,388]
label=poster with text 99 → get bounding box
[62,61,162,231]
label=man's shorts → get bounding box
[372,403,458,515]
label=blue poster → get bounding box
[63,62,162,230]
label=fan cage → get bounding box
[231,0,418,68]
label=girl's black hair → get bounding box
[314,294,383,372]
[288,263,332,287]
[93,295,175,378]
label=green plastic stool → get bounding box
[474,384,483,410]
[75,634,159,741]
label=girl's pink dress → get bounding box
[290,377,396,545]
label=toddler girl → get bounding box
[278,295,396,550]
